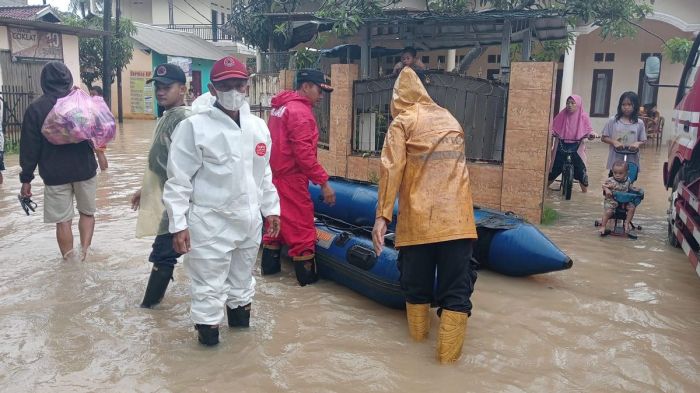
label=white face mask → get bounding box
[216,89,247,111]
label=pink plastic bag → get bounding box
[41,88,116,148]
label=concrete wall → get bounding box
[314,63,555,223]
[100,47,155,119]
[152,52,215,94]
[120,0,232,25]
[62,34,80,87]
[652,0,700,27]
[117,0,152,24]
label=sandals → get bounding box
[599,229,611,237]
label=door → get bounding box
[191,70,202,96]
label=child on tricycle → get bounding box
[597,157,644,238]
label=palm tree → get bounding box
[68,0,103,18]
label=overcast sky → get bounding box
[29,0,70,12]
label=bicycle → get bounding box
[551,135,597,200]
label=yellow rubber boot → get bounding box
[436,309,468,364]
[405,303,430,341]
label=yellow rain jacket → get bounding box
[376,67,477,247]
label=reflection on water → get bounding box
[0,121,698,392]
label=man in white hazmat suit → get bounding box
[163,56,281,346]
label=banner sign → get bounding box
[9,27,63,61]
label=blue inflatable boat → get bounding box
[309,177,572,308]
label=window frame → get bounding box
[590,69,614,118]
[637,68,659,105]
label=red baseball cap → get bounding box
[211,56,248,82]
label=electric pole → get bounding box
[115,0,123,123]
[102,0,112,108]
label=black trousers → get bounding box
[398,239,477,315]
[148,233,181,267]
[548,145,588,186]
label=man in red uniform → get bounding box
[262,69,336,286]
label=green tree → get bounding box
[63,14,136,87]
[664,37,693,64]
[230,0,652,61]
[68,0,104,18]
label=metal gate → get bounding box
[352,72,507,163]
[0,51,43,149]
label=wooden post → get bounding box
[522,22,532,61]
[360,25,370,79]
[499,19,511,83]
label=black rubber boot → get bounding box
[140,264,174,308]
[195,324,219,346]
[293,256,319,287]
[261,247,281,275]
[227,303,251,327]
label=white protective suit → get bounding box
[163,93,280,325]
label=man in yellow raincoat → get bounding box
[372,67,478,364]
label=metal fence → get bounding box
[315,93,330,149]
[259,52,295,74]
[248,70,330,148]
[1,86,35,150]
[352,72,507,163]
[154,24,237,41]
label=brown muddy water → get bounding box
[0,120,698,392]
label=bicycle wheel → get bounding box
[563,165,573,200]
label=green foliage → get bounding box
[316,1,401,37]
[294,48,321,69]
[367,171,380,184]
[557,0,652,39]
[230,0,653,55]
[63,14,136,87]
[531,39,571,62]
[3,139,19,154]
[230,0,292,52]
[541,205,559,225]
[664,37,693,64]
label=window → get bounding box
[558,54,565,63]
[422,56,430,64]
[590,69,613,117]
[487,54,501,64]
[641,52,662,62]
[437,55,445,64]
[594,53,604,62]
[605,53,615,62]
[486,69,500,80]
[638,69,658,105]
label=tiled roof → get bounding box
[0,5,56,21]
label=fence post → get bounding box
[326,64,359,178]
[500,62,557,223]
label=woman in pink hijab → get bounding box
[548,95,598,192]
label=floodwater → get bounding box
[0,120,698,392]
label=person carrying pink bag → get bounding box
[19,62,106,261]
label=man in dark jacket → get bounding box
[19,62,98,261]
[261,69,336,286]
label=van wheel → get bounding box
[668,221,680,248]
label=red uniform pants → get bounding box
[263,174,316,257]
